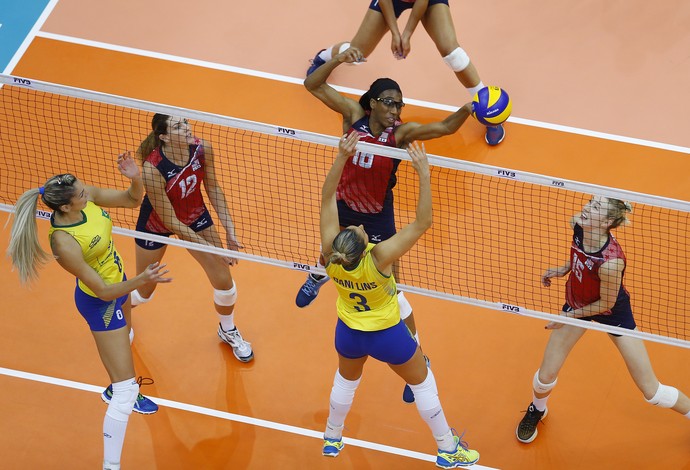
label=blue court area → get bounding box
[0,0,50,73]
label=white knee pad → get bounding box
[533,370,557,394]
[213,282,237,307]
[331,370,361,404]
[130,289,153,306]
[106,379,139,421]
[646,383,679,408]
[443,47,471,72]
[409,368,440,411]
[398,291,413,320]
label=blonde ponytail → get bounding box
[6,189,51,284]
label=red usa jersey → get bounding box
[337,115,401,214]
[566,224,629,312]
[145,138,208,227]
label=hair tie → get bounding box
[38,187,45,195]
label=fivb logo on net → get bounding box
[277,126,297,137]
[11,77,32,87]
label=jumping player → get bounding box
[296,46,472,402]
[319,132,479,468]
[516,195,690,443]
[131,114,253,362]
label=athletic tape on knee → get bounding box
[533,370,557,394]
[398,291,413,320]
[409,369,440,411]
[442,47,470,72]
[213,282,237,306]
[331,370,361,405]
[106,378,139,422]
[130,289,153,306]
[646,383,679,408]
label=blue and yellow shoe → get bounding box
[322,437,344,457]
[101,378,158,415]
[436,431,479,468]
[307,49,326,76]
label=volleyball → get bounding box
[472,86,512,126]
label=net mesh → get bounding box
[1,76,688,345]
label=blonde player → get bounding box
[6,153,172,470]
[318,132,479,468]
[516,196,690,443]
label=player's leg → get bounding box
[610,333,690,417]
[131,240,167,307]
[516,323,586,443]
[323,320,368,457]
[308,6,389,75]
[422,2,505,145]
[386,326,479,468]
[76,289,156,469]
[186,234,253,362]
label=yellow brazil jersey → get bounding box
[48,201,124,297]
[326,243,399,331]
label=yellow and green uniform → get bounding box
[48,201,124,297]
[326,243,399,331]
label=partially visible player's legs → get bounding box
[187,244,254,362]
[390,347,480,467]
[307,8,389,75]
[516,324,586,443]
[131,243,168,307]
[295,252,330,307]
[322,355,368,457]
[422,3,505,146]
[610,333,690,417]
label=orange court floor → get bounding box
[1,1,690,469]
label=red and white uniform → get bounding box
[337,115,401,214]
[138,138,212,234]
[565,224,629,313]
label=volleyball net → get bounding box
[1,74,688,348]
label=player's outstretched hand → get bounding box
[406,141,430,179]
[142,262,172,284]
[117,151,141,180]
[338,131,360,158]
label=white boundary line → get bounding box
[0,366,497,469]
[2,0,60,75]
[33,31,690,156]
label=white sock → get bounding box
[103,380,134,464]
[684,410,690,419]
[410,369,452,438]
[433,429,457,453]
[324,420,345,440]
[219,313,235,332]
[466,81,485,97]
[128,328,134,345]
[532,393,549,412]
[326,370,360,431]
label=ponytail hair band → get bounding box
[38,187,45,195]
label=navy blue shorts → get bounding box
[563,300,636,335]
[369,0,449,18]
[74,280,129,332]
[337,199,396,243]
[135,199,214,250]
[334,318,418,365]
